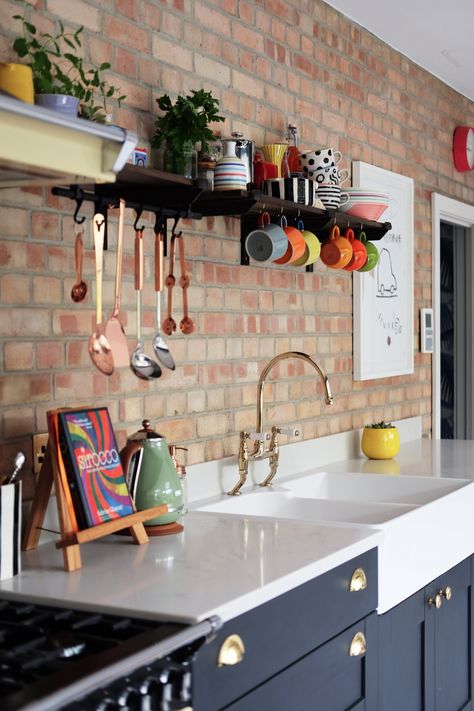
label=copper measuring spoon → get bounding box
[71,226,87,303]
[88,214,114,376]
[162,232,177,336]
[177,233,194,334]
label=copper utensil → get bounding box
[104,198,129,367]
[177,234,194,335]
[130,228,162,381]
[71,226,87,303]
[152,220,175,370]
[88,214,114,376]
[162,232,177,336]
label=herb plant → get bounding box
[12,7,125,122]
[151,90,225,154]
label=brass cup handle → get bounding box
[217,634,245,667]
[349,568,367,592]
[440,586,452,601]
[428,593,442,609]
[349,631,367,657]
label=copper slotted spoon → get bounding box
[104,198,129,368]
[88,214,114,376]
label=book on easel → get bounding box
[54,407,135,529]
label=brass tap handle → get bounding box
[440,586,452,601]
[259,426,280,488]
[428,593,442,609]
[228,431,250,496]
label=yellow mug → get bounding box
[0,63,34,103]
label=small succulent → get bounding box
[366,421,395,429]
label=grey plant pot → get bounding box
[35,94,80,116]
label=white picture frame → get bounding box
[353,161,414,380]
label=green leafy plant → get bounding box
[366,421,395,429]
[12,7,125,122]
[151,89,225,154]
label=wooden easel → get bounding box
[23,439,167,572]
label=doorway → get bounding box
[439,222,471,438]
[432,194,474,439]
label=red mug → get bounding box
[343,228,368,271]
[274,216,306,265]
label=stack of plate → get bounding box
[339,188,389,221]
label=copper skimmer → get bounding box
[176,233,194,334]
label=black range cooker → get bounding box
[0,597,219,710]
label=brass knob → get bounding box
[349,568,367,592]
[440,586,452,601]
[217,634,245,667]
[428,593,442,609]
[349,631,367,657]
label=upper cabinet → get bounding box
[0,94,137,188]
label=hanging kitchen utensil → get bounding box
[162,224,178,336]
[152,214,176,370]
[104,198,129,367]
[88,214,114,376]
[130,226,162,381]
[71,224,87,303]
[177,232,194,335]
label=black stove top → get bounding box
[0,597,214,711]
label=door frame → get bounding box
[432,193,474,438]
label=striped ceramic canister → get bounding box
[214,140,247,191]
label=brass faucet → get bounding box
[228,351,333,495]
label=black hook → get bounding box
[134,207,145,232]
[171,215,182,238]
[153,210,164,235]
[73,196,86,225]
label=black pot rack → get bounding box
[52,164,392,269]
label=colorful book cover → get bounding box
[58,408,134,528]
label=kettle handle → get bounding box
[120,441,143,485]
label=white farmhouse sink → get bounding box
[196,472,474,612]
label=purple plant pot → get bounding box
[35,94,80,117]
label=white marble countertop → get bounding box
[0,511,381,624]
[2,432,473,625]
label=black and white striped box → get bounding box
[0,481,21,580]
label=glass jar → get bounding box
[163,140,197,180]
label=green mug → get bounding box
[358,231,379,272]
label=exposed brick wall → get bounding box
[1,0,474,498]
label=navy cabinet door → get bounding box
[428,556,473,711]
[224,614,377,711]
[378,587,426,711]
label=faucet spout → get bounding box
[256,351,333,433]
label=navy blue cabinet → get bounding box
[378,555,474,711]
[193,549,378,711]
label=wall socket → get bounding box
[32,433,49,476]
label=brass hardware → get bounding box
[217,634,245,667]
[428,593,442,609]
[440,586,452,601]
[33,433,49,476]
[349,568,367,592]
[349,631,367,657]
[256,351,333,433]
[259,426,280,488]
[228,432,250,496]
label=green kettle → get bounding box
[120,420,183,526]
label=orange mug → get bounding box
[320,225,353,269]
[274,216,306,265]
[343,228,367,271]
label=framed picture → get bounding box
[353,162,414,380]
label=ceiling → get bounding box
[324,0,474,102]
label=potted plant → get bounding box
[151,89,225,179]
[361,420,400,460]
[12,7,125,121]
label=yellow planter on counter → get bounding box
[361,426,400,460]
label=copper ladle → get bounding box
[71,225,87,303]
[88,214,114,376]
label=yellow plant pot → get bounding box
[361,427,400,460]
